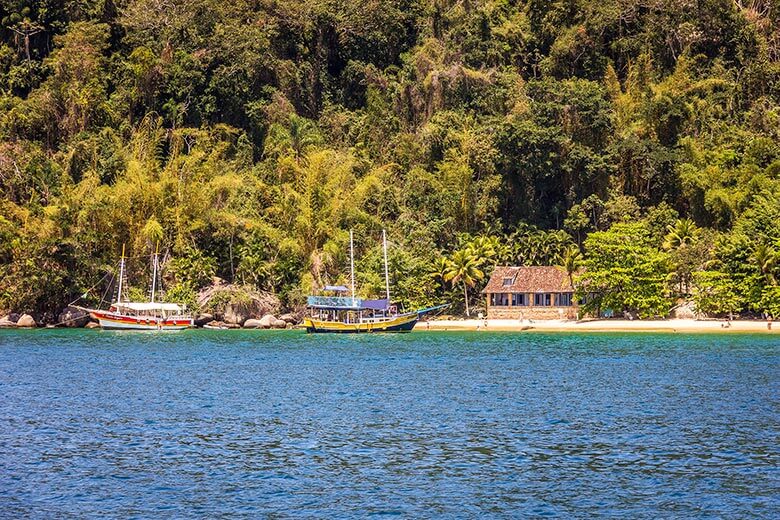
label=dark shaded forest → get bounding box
[1,0,779,321]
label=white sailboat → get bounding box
[78,244,193,331]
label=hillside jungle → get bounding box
[0,0,779,323]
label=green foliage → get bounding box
[692,271,744,318]
[168,248,217,289]
[443,248,485,317]
[164,281,199,310]
[580,222,671,318]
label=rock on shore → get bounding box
[57,306,90,328]
[0,315,17,328]
[194,313,214,327]
[279,313,299,325]
[17,314,37,327]
[258,314,276,328]
[242,318,263,329]
[197,283,280,326]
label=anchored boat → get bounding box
[302,230,447,333]
[77,245,193,331]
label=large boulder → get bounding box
[204,320,240,329]
[0,316,17,328]
[259,314,276,329]
[57,306,90,328]
[194,313,214,327]
[243,319,263,329]
[17,314,37,328]
[85,321,100,329]
[279,313,298,325]
[671,301,698,319]
[223,304,249,326]
[272,319,287,329]
[197,284,280,323]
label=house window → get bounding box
[490,293,510,306]
[558,292,573,306]
[534,293,551,306]
[502,277,513,287]
[512,293,525,306]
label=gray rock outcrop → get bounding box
[279,313,298,325]
[197,284,280,324]
[243,319,263,329]
[58,306,90,328]
[194,313,214,327]
[224,304,249,326]
[259,314,276,329]
[0,316,17,328]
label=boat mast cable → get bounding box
[150,242,159,303]
[383,229,390,302]
[349,230,356,305]
[116,243,126,304]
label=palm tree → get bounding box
[264,114,322,161]
[141,217,164,248]
[468,236,497,267]
[444,249,484,317]
[663,218,699,250]
[558,245,582,288]
[752,243,778,285]
[429,256,452,290]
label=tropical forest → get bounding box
[1,0,779,322]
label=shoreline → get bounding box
[415,318,779,334]
[0,318,777,334]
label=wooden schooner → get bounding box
[77,245,193,331]
[302,231,447,333]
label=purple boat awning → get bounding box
[360,299,389,310]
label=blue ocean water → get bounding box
[0,329,778,518]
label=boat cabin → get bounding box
[109,302,191,320]
[307,285,393,324]
[481,266,578,320]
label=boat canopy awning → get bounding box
[361,299,389,310]
[307,296,390,311]
[114,302,184,312]
[307,296,361,310]
[323,285,350,292]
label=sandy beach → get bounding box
[415,318,778,333]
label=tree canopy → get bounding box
[0,0,779,320]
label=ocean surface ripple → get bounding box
[0,330,778,518]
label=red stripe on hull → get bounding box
[90,311,192,329]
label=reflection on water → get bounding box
[0,330,778,517]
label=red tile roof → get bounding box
[481,266,575,294]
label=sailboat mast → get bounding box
[383,229,390,301]
[150,242,159,303]
[116,243,126,303]
[350,230,356,303]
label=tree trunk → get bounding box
[463,282,470,317]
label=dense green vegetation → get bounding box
[0,0,779,321]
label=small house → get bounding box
[481,266,578,320]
